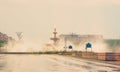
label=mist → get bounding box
[0,0,120,43]
[1,0,120,52]
[4,40,43,52]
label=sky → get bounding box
[0,0,120,43]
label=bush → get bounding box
[0,40,7,47]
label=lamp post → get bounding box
[64,37,67,52]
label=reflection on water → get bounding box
[0,54,119,72]
[0,55,6,72]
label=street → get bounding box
[0,54,120,72]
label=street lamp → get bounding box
[64,37,67,52]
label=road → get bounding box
[0,54,120,72]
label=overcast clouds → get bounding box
[0,0,120,42]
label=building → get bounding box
[59,34,103,45]
[59,33,120,60]
[59,34,120,52]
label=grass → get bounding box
[32,51,61,54]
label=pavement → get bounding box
[0,54,120,72]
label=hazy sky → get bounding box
[0,0,120,42]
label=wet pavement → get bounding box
[0,54,120,72]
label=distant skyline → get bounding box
[0,0,120,43]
